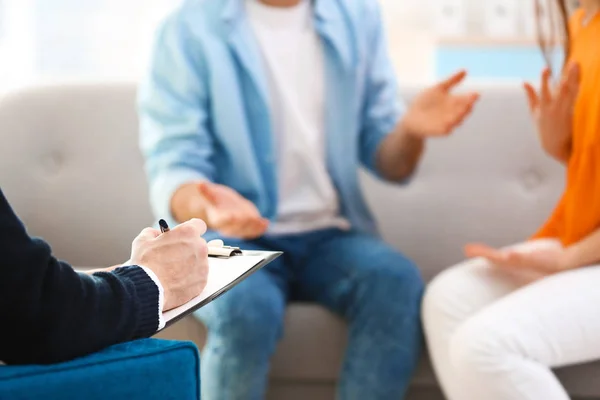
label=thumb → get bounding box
[438,69,467,91]
[174,218,208,236]
[134,227,160,243]
[464,243,482,258]
[464,242,496,259]
[198,181,219,206]
[523,82,539,112]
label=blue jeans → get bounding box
[195,229,424,400]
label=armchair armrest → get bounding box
[0,339,200,400]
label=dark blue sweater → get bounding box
[0,188,159,365]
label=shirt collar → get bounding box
[220,0,355,72]
[222,0,335,24]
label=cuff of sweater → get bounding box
[137,266,166,330]
[112,266,159,337]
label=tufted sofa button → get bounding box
[41,151,64,175]
[522,168,543,191]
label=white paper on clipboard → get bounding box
[162,251,281,326]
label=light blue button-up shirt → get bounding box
[139,0,405,235]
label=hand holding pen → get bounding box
[129,218,209,311]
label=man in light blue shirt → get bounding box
[139,0,478,398]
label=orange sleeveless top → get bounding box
[532,10,600,246]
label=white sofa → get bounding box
[0,83,598,400]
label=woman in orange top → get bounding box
[422,1,600,399]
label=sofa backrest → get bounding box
[0,84,151,267]
[364,85,564,279]
[0,83,564,278]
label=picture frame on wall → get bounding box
[484,0,519,38]
[432,0,467,37]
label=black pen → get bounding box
[159,219,170,233]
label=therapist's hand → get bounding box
[129,218,209,311]
[197,181,269,239]
[402,70,479,137]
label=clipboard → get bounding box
[160,250,282,330]
[207,240,243,257]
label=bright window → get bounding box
[0,0,174,93]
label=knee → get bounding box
[449,318,508,374]
[422,267,467,330]
[199,282,284,347]
[367,255,424,297]
[356,256,424,318]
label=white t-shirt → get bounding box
[246,0,350,235]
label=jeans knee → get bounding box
[352,257,424,328]
[198,282,284,349]
[366,256,424,300]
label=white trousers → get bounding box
[422,240,600,400]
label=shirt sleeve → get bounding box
[138,266,166,330]
[358,2,406,177]
[138,11,215,226]
[0,189,160,365]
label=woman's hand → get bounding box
[523,63,580,163]
[464,239,568,274]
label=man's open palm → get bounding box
[403,70,479,137]
[198,182,269,239]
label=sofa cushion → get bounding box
[0,339,200,400]
[158,306,600,398]
[272,305,600,398]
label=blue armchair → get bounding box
[0,339,200,400]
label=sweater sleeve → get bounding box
[0,189,160,365]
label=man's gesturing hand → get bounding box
[129,218,209,311]
[198,182,269,239]
[402,69,479,137]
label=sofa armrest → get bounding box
[0,339,200,400]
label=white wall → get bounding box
[0,0,579,92]
[380,0,436,84]
[0,0,36,92]
[379,0,579,85]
